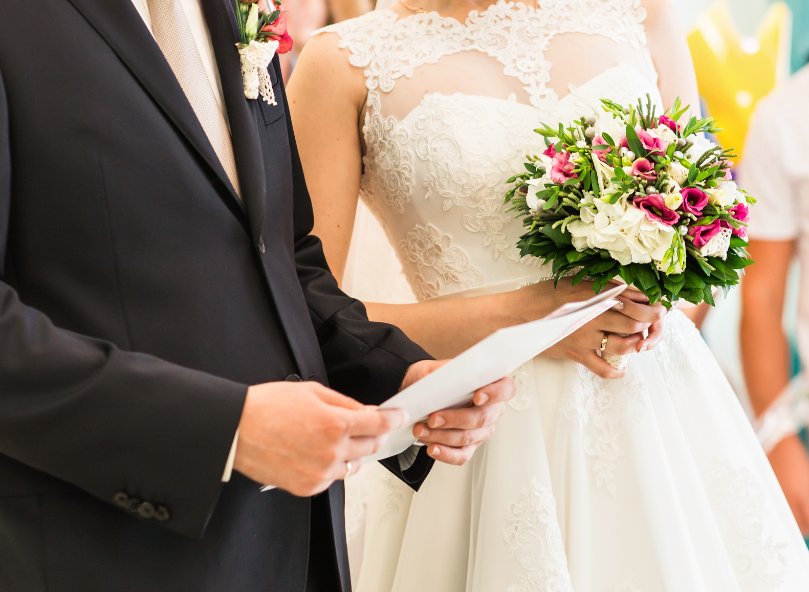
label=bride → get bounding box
[287,0,809,589]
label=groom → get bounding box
[0,0,512,590]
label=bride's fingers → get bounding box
[578,351,625,380]
[425,444,476,466]
[637,318,666,352]
[616,297,666,325]
[596,311,651,336]
[603,333,643,356]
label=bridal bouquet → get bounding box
[505,96,754,307]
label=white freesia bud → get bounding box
[679,225,688,235]
[673,151,684,160]
[668,161,689,185]
[625,151,636,161]
[664,192,683,210]
[707,181,744,207]
[585,127,596,140]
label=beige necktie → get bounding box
[147,0,241,195]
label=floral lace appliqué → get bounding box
[503,478,573,592]
[398,223,484,299]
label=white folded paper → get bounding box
[261,284,625,491]
[367,283,627,461]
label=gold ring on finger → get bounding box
[599,333,609,355]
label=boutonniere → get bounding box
[234,0,294,106]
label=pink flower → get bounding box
[592,135,610,162]
[680,187,708,216]
[634,194,680,226]
[543,143,557,159]
[631,157,657,181]
[659,115,680,133]
[689,219,724,248]
[636,128,666,156]
[276,31,294,54]
[725,202,750,238]
[261,11,288,36]
[550,151,578,184]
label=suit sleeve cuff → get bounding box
[221,429,239,482]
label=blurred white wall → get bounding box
[677,0,771,33]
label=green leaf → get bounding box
[625,125,644,157]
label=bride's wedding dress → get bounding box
[318,1,809,589]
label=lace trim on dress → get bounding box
[398,223,485,300]
[318,0,648,108]
[503,478,574,592]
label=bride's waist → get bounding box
[429,275,553,300]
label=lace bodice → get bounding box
[318,0,660,300]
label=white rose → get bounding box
[685,134,716,163]
[667,161,689,186]
[650,125,677,146]
[707,181,744,207]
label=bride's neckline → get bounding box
[382,0,539,27]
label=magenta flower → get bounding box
[725,202,750,238]
[634,194,680,226]
[592,135,610,162]
[680,187,709,216]
[550,151,578,184]
[543,143,557,159]
[659,115,680,133]
[636,129,666,156]
[689,220,724,248]
[631,157,657,181]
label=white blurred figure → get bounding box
[739,64,809,537]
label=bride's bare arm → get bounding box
[289,34,661,370]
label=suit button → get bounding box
[154,506,171,522]
[284,373,302,382]
[112,491,129,508]
[137,502,156,519]
[258,237,266,255]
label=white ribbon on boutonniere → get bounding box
[238,39,280,106]
[234,0,294,106]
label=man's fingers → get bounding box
[414,424,494,448]
[426,444,476,466]
[472,376,515,407]
[426,402,504,430]
[344,435,388,461]
[342,407,409,437]
[313,384,365,410]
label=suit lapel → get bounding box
[65,0,246,216]
[200,0,268,241]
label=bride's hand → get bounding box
[513,279,667,379]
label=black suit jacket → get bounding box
[0,1,432,590]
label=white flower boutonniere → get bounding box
[234,0,294,106]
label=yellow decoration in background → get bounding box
[687,1,791,161]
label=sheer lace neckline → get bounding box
[380,0,538,28]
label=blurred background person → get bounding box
[739,65,809,537]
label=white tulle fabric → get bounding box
[317,1,809,590]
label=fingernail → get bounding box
[414,425,429,438]
[390,410,409,429]
[430,416,445,428]
[476,392,489,405]
[430,446,441,457]
[613,300,625,310]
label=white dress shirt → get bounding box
[131,0,239,482]
[740,64,809,371]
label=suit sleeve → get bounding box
[275,61,434,488]
[0,70,248,539]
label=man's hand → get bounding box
[233,382,408,497]
[769,434,809,536]
[402,360,515,466]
